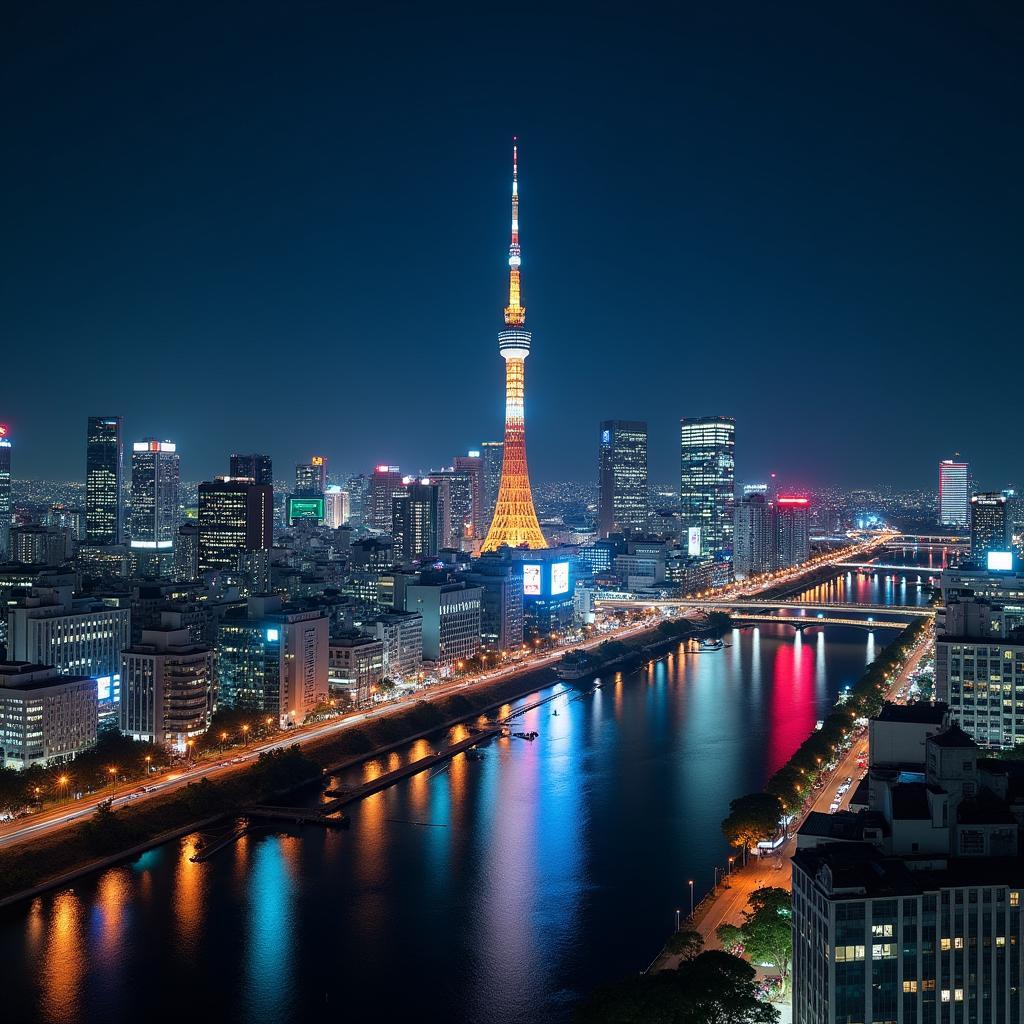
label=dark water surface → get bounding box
[0,572,920,1024]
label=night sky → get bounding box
[3,2,1022,489]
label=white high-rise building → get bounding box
[324,486,350,529]
[938,458,970,527]
[130,440,180,577]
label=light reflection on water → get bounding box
[0,602,903,1024]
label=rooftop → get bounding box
[876,701,948,725]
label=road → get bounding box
[0,532,893,853]
[681,635,933,955]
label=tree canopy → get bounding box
[721,792,783,854]
[715,887,792,991]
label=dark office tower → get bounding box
[229,453,273,487]
[295,456,326,496]
[197,477,273,574]
[346,473,370,528]
[129,440,180,578]
[971,492,1011,563]
[391,483,440,561]
[429,468,475,548]
[679,416,735,558]
[733,492,772,579]
[480,441,503,532]
[85,416,123,545]
[0,424,10,560]
[598,420,648,538]
[370,465,404,532]
[175,522,199,582]
[774,495,811,569]
[453,452,484,540]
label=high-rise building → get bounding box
[9,526,70,567]
[324,485,350,529]
[197,477,273,574]
[0,424,11,560]
[939,458,970,527]
[453,452,484,540]
[679,415,735,557]
[481,142,546,552]
[480,441,503,533]
[936,563,1024,748]
[775,495,811,569]
[216,595,329,726]
[598,420,648,538]
[429,468,475,548]
[295,456,326,496]
[392,483,440,561]
[404,579,483,668]
[971,492,1011,563]
[129,440,180,578]
[792,705,1023,1024]
[175,522,199,582]
[370,465,404,532]
[0,662,98,769]
[120,619,214,748]
[346,473,370,529]
[85,416,123,545]
[229,453,273,487]
[733,492,773,579]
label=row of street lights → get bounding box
[676,856,738,931]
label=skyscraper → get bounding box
[197,477,273,574]
[0,424,10,560]
[482,141,546,552]
[370,465,404,532]
[392,483,440,561]
[295,456,326,496]
[938,458,969,527]
[85,416,123,544]
[229,453,273,486]
[346,473,370,528]
[129,439,180,578]
[430,467,475,548]
[453,451,484,540]
[733,491,772,579]
[598,420,648,538]
[679,416,735,557]
[323,485,350,529]
[480,441,503,532]
[774,495,811,568]
[971,491,1011,562]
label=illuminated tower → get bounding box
[481,141,547,552]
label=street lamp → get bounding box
[108,766,117,791]
[58,775,69,802]
[186,739,194,764]
[675,908,680,932]
[145,754,152,773]
[728,856,735,875]
[242,724,250,743]
[688,879,694,918]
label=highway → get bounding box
[0,532,893,853]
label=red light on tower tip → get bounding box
[0,424,7,439]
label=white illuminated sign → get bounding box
[523,564,541,596]
[987,550,1013,571]
[551,562,569,595]
[688,527,701,556]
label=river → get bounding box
[0,562,932,1024]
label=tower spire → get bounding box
[505,137,526,327]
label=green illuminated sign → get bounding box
[288,496,325,524]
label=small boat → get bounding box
[552,709,559,716]
[512,731,539,741]
[555,650,594,680]
[698,638,725,652]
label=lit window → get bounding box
[996,936,1005,947]
[954,937,964,949]
[955,989,964,1002]
[941,990,951,1003]
[903,980,918,993]
[940,938,951,951]
[1011,892,1020,907]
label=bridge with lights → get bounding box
[726,613,912,631]
[833,562,945,573]
[593,596,935,617]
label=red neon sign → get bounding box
[778,496,809,505]
[0,424,8,439]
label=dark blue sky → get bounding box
[3,2,1022,489]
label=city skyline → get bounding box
[5,6,1022,488]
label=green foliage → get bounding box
[575,951,779,1024]
[704,611,733,635]
[82,799,143,855]
[723,887,792,987]
[179,778,230,816]
[721,792,783,854]
[664,929,704,959]
[249,746,321,800]
[716,923,744,953]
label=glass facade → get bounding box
[598,420,648,538]
[679,415,735,557]
[86,416,123,544]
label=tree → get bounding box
[721,792,783,858]
[717,887,792,993]
[575,951,778,1024]
[664,929,704,960]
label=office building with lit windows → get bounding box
[324,486,350,529]
[733,492,772,579]
[129,440,180,578]
[939,459,970,528]
[0,424,11,560]
[392,483,440,561]
[428,469,475,549]
[197,477,273,574]
[120,620,214,748]
[0,662,98,769]
[404,579,482,668]
[775,495,811,569]
[229,453,273,486]
[295,456,326,496]
[85,416,123,545]
[216,595,328,726]
[598,420,648,538]
[971,493,1012,564]
[679,415,735,557]
[453,452,484,540]
[792,706,1024,1024]
[370,465,404,532]
[480,442,503,533]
